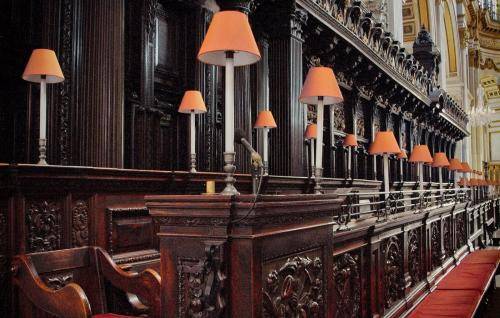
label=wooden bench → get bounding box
[408,249,500,318]
[12,247,161,318]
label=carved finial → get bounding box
[414,25,434,46]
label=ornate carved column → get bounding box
[257,1,308,176]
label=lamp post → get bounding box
[22,49,64,165]
[254,110,277,175]
[178,90,207,173]
[409,145,434,192]
[304,124,317,178]
[369,131,401,199]
[299,67,343,194]
[343,134,358,180]
[448,158,463,188]
[197,11,260,195]
[397,150,407,183]
[432,152,450,195]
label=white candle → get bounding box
[190,112,195,155]
[40,78,47,140]
[383,154,390,199]
[419,163,424,192]
[225,55,235,154]
[263,128,269,165]
[315,99,324,169]
[438,166,443,194]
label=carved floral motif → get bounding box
[383,236,404,309]
[408,228,421,287]
[431,221,441,269]
[177,244,226,317]
[72,200,89,247]
[26,200,61,252]
[333,105,346,132]
[333,253,360,318]
[456,213,467,248]
[263,255,323,317]
[443,218,452,257]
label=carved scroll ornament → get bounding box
[263,255,324,317]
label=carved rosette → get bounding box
[26,200,62,252]
[431,221,441,269]
[72,200,89,247]
[263,254,324,317]
[382,236,404,309]
[408,228,421,287]
[333,252,360,318]
[177,244,226,317]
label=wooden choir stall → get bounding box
[0,0,499,318]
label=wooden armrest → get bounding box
[12,256,92,318]
[95,247,161,318]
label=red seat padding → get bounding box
[462,249,500,265]
[93,314,137,318]
[437,263,495,291]
[408,289,481,318]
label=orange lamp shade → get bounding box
[254,110,277,129]
[409,145,433,163]
[197,11,260,66]
[460,162,473,173]
[22,49,64,83]
[299,67,343,105]
[369,131,401,155]
[343,134,358,147]
[178,90,207,114]
[304,124,317,140]
[432,152,450,168]
[458,178,468,186]
[448,158,463,171]
[397,150,407,159]
[469,178,477,186]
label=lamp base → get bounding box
[190,153,197,173]
[37,138,48,165]
[263,161,269,176]
[221,152,239,195]
[314,167,323,194]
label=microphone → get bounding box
[234,129,263,169]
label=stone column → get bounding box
[386,0,404,43]
[435,0,447,89]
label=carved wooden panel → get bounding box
[107,208,154,255]
[0,201,8,314]
[25,200,62,253]
[72,200,89,247]
[431,221,441,269]
[443,217,452,257]
[408,227,422,287]
[333,104,346,133]
[177,244,226,317]
[262,249,324,317]
[333,252,361,318]
[382,235,404,309]
[456,212,467,248]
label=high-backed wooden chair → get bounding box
[12,247,161,318]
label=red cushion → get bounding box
[462,249,500,265]
[93,314,138,318]
[408,290,481,318]
[437,263,495,291]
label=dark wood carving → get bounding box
[26,200,62,253]
[443,217,452,257]
[456,212,467,248]
[72,200,89,247]
[431,221,441,269]
[43,272,74,290]
[263,253,324,317]
[333,252,360,318]
[177,244,226,317]
[382,236,404,309]
[408,228,422,287]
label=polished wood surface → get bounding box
[12,246,161,318]
[147,194,499,318]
